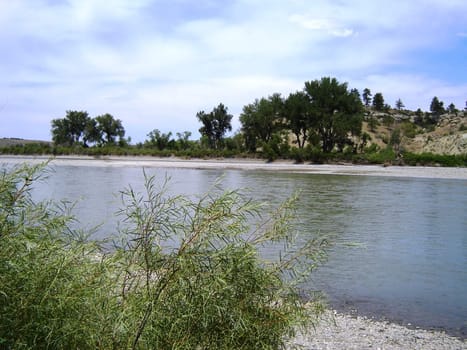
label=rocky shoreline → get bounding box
[288,311,466,350]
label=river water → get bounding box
[5,159,467,337]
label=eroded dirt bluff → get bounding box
[363,112,467,155]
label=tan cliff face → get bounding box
[363,112,467,155]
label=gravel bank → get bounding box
[288,311,466,350]
[2,155,467,180]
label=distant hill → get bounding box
[0,138,52,147]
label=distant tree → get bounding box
[283,91,310,148]
[239,94,284,152]
[304,77,363,153]
[362,88,372,107]
[350,88,361,102]
[51,118,71,146]
[372,93,385,111]
[51,110,90,146]
[197,103,233,149]
[447,103,458,114]
[83,118,100,147]
[395,98,405,111]
[414,108,424,125]
[146,129,174,150]
[175,131,192,150]
[430,96,445,116]
[95,114,125,145]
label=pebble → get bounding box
[287,311,467,350]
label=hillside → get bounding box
[362,111,467,156]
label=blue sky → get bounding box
[1,0,466,142]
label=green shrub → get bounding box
[400,122,417,139]
[402,152,467,167]
[0,163,327,349]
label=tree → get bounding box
[197,103,233,149]
[51,118,71,146]
[362,88,372,107]
[395,98,405,111]
[175,131,192,150]
[239,94,284,152]
[83,118,100,147]
[430,96,445,116]
[283,91,310,149]
[146,129,174,150]
[447,103,458,114]
[51,110,90,146]
[304,77,363,153]
[95,114,125,145]
[372,93,385,111]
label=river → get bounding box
[3,157,467,337]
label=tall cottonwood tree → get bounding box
[283,91,310,149]
[239,94,284,152]
[51,111,125,146]
[197,103,233,149]
[304,77,363,153]
[51,110,90,146]
[95,113,125,145]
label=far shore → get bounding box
[2,154,467,180]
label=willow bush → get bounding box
[0,162,327,349]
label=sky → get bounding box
[1,0,466,143]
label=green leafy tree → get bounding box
[175,131,192,150]
[51,110,90,146]
[362,88,372,107]
[283,91,310,149]
[372,93,385,111]
[51,117,71,146]
[239,94,284,152]
[197,103,233,149]
[83,118,101,147]
[95,113,125,145]
[146,129,174,150]
[304,77,363,153]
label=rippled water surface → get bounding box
[23,163,467,337]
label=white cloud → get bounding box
[1,0,467,141]
[289,15,354,37]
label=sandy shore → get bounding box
[2,155,467,180]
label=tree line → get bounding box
[22,76,461,166]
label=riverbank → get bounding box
[2,155,467,180]
[288,310,466,349]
